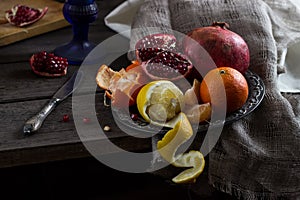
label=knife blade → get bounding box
[23,71,83,135]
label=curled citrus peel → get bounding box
[96,63,149,108]
[172,150,205,183]
[156,112,205,184]
[136,80,206,184]
[156,112,193,163]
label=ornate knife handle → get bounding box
[23,98,60,135]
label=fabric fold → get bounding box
[104,0,145,38]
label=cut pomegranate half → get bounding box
[142,51,193,81]
[5,4,48,27]
[135,33,177,62]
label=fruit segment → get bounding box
[30,51,68,77]
[136,80,185,128]
[135,33,177,62]
[5,4,48,27]
[142,51,193,81]
[135,33,193,81]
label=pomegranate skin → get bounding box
[183,22,250,74]
[5,4,48,27]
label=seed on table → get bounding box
[63,114,70,122]
[83,117,90,123]
[103,125,111,132]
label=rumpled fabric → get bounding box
[129,0,300,199]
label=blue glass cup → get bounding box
[54,0,98,65]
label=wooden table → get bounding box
[0,0,153,169]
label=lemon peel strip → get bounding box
[172,151,205,184]
[156,112,205,184]
[156,113,192,163]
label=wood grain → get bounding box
[0,0,70,46]
[0,93,151,168]
[0,63,80,103]
[0,52,129,103]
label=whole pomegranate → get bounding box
[135,33,193,81]
[5,4,48,27]
[183,22,250,74]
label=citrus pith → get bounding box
[136,80,184,127]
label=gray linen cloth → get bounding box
[130,0,300,199]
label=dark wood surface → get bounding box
[0,0,146,168]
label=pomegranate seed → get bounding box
[131,113,139,121]
[135,34,177,62]
[62,114,70,122]
[146,51,191,78]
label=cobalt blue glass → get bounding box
[54,0,98,65]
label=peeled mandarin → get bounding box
[136,80,184,127]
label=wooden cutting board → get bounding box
[0,0,70,46]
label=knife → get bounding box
[23,71,83,135]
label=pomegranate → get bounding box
[96,63,150,108]
[30,51,68,77]
[134,33,194,81]
[5,4,48,27]
[183,22,250,74]
[135,33,177,62]
[142,51,193,81]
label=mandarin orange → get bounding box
[125,60,140,72]
[200,67,248,113]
